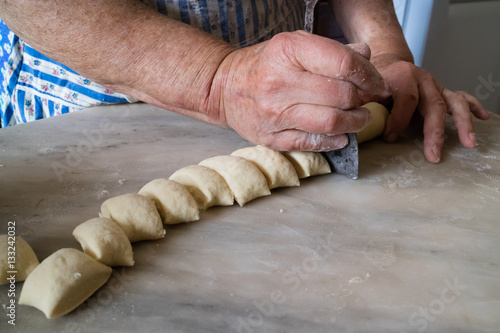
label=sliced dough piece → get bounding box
[231,145,300,189]
[281,151,331,178]
[139,178,199,224]
[356,102,389,144]
[100,193,164,242]
[169,165,234,210]
[0,235,39,284]
[73,217,134,267]
[19,248,112,319]
[199,155,271,206]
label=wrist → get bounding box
[203,45,248,128]
[369,43,414,66]
[332,0,414,64]
[367,36,414,65]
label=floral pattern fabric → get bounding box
[0,0,304,127]
[0,20,134,127]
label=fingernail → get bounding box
[432,145,441,163]
[386,132,398,143]
[338,135,348,148]
[469,132,478,147]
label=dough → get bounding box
[138,178,200,224]
[100,193,165,242]
[19,248,112,319]
[199,155,271,206]
[169,165,234,210]
[0,235,39,284]
[356,102,389,144]
[281,151,331,178]
[231,145,300,189]
[73,217,134,267]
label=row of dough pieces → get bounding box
[16,148,332,319]
[2,102,388,319]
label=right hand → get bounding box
[206,31,385,151]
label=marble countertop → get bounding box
[1,103,499,333]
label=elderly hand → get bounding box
[371,54,490,163]
[208,31,385,151]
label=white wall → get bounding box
[421,1,500,114]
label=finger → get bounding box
[358,90,377,105]
[418,79,447,163]
[455,91,491,120]
[282,72,361,110]
[442,88,476,148]
[265,130,349,152]
[285,31,385,94]
[383,76,419,143]
[346,43,371,60]
[280,104,372,135]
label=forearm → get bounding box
[0,0,234,124]
[330,0,413,63]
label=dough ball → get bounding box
[19,248,112,319]
[281,151,331,178]
[199,155,271,206]
[138,178,200,224]
[0,235,39,284]
[231,145,300,189]
[100,193,165,242]
[356,102,389,144]
[73,217,134,267]
[169,165,234,210]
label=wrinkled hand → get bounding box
[371,54,490,163]
[208,31,385,151]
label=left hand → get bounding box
[371,54,490,163]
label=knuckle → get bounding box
[320,114,338,134]
[407,93,419,106]
[413,63,425,74]
[433,127,445,140]
[269,32,297,55]
[447,94,469,115]
[307,109,339,134]
[431,98,448,113]
[258,71,281,93]
[454,94,468,106]
[338,84,358,109]
[269,32,291,45]
[270,105,293,128]
[338,52,356,75]
[425,127,445,144]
